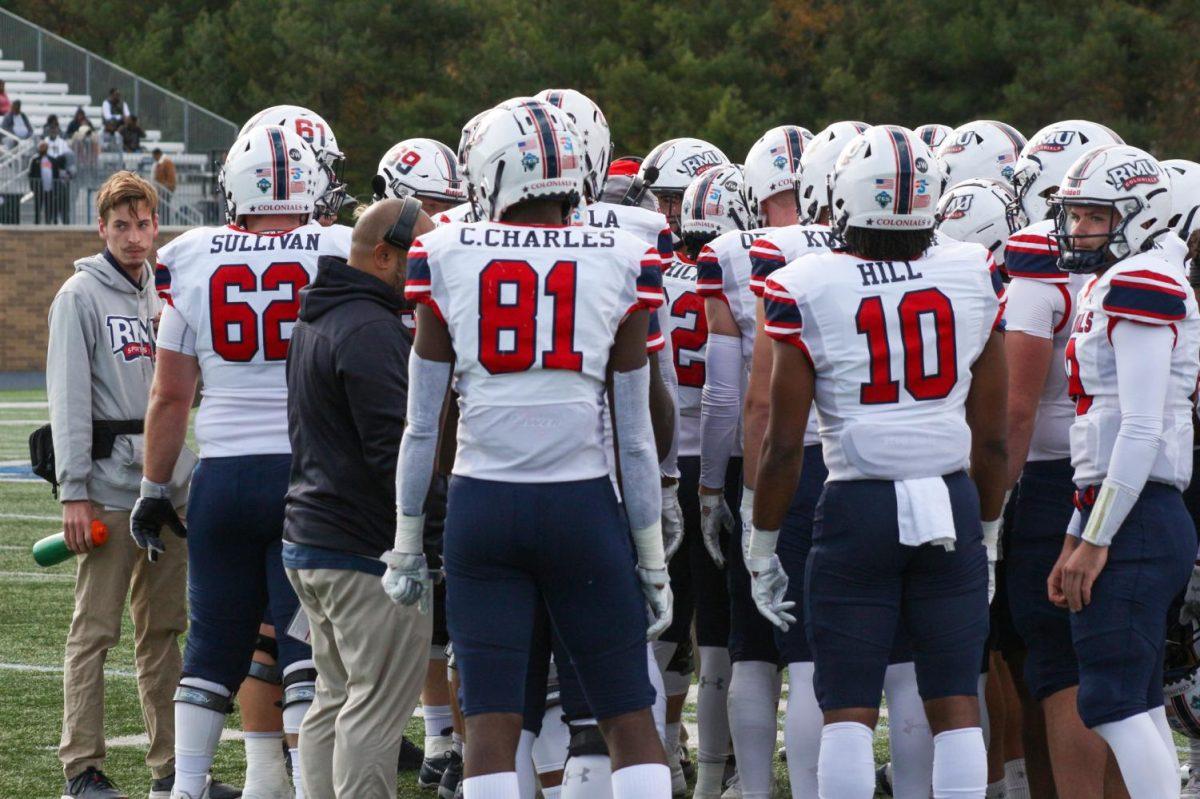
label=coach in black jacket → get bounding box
[282,199,437,797]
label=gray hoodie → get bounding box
[46,251,194,509]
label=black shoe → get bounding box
[399,735,425,772]
[149,773,242,799]
[679,742,696,783]
[437,750,463,799]
[876,763,894,797]
[62,767,127,799]
[418,749,454,789]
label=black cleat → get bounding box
[399,735,425,772]
[419,749,455,789]
[437,750,463,799]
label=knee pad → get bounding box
[664,638,695,692]
[175,677,233,714]
[255,631,279,661]
[280,661,316,734]
[567,723,610,759]
[247,659,281,685]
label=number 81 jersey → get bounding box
[155,221,351,456]
[405,221,664,482]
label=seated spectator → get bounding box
[43,114,61,139]
[101,88,129,130]
[65,107,92,138]
[0,81,11,116]
[2,100,34,144]
[121,115,146,153]
[151,148,176,193]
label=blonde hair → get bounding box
[96,170,158,222]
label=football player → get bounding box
[1001,119,1126,799]
[935,120,1026,185]
[639,138,731,238]
[1046,145,1198,798]
[373,137,466,218]
[752,125,1007,797]
[382,100,673,799]
[132,126,349,799]
[239,105,349,225]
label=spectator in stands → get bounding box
[151,148,176,193]
[0,80,11,115]
[121,115,146,153]
[29,140,62,223]
[66,107,92,138]
[43,113,61,139]
[101,88,129,128]
[3,99,33,145]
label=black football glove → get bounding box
[130,479,186,562]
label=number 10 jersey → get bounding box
[406,221,664,483]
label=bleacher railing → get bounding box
[0,7,237,156]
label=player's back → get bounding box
[697,228,772,356]
[406,220,663,482]
[156,221,348,456]
[584,201,674,260]
[764,238,1001,481]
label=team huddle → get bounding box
[124,89,1200,799]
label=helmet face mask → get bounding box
[1051,198,1130,273]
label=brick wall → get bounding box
[0,226,187,373]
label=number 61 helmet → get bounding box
[220,124,319,222]
[240,104,347,218]
[827,125,943,239]
[464,99,585,222]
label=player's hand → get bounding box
[1062,539,1108,613]
[699,490,732,568]
[1047,535,1079,609]
[1180,565,1200,626]
[983,528,1000,606]
[661,482,684,562]
[637,566,673,639]
[381,550,433,614]
[62,500,95,554]
[745,554,796,631]
[130,482,186,563]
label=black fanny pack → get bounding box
[28,419,144,496]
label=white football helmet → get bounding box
[373,138,465,204]
[639,138,731,194]
[1050,144,1171,273]
[828,125,941,237]
[1010,119,1124,223]
[457,109,490,168]
[936,120,1026,185]
[220,124,319,221]
[743,125,812,226]
[535,89,611,202]
[465,99,584,222]
[240,104,346,217]
[1163,159,1200,240]
[680,164,751,254]
[797,121,869,224]
[936,179,1026,266]
[914,123,953,150]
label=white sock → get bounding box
[288,748,304,799]
[728,661,779,798]
[463,771,521,799]
[1149,705,1178,764]
[884,662,934,799]
[1094,712,1179,799]
[174,677,229,798]
[665,721,682,756]
[542,787,563,799]
[696,646,731,796]
[425,704,454,752]
[985,781,1004,798]
[453,731,465,756]
[612,763,672,798]
[977,673,990,750]
[647,643,667,742]
[932,727,986,797]
[783,662,821,799]
[562,754,612,799]
[516,729,537,799]
[817,722,875,799]
[1004,758,1030,799]
[243,731,288,790]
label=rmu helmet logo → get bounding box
[106,315,154,362]
[681,150,723,177]
[941,130,975,155]
[1030,130,1076,154]
[940,193,974,220]
[1105,159,1160,191]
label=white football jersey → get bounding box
[435,202,477,226]
[662,255,705,456]
[764,239,1003,481]
[1003,219,1088,462]
[155,222,349,457]
[697,228,771,357]
[1067,253,1200,491]
[405,221,665,482]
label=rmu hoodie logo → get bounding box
[106,315,154,361]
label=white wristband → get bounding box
[747,525,779,560]
[981,518,1001,563]
[1081,479,1140,548]
[633,521,666,571]
[140,477,170,499]
[393,513,426,555]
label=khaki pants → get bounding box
[59,503,187,780]
[287,566,431,798]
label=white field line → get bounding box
[0,419,47,425]
[0,402,47,409]
[0,662,136,678]
[0,512,59,521]
[0,571,73,582]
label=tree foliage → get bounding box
[8,0,1198,202]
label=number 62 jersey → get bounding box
[404,221,665,483]
[763,238,1003,482]
[154,221,351,457]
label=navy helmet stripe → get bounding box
[692,170,720,220]
[438,142,460,182]
[784,127,804,172]
[993,121,1025,161]
[889,127,914,214]
[524,102,560,179]
[268,128,288,200]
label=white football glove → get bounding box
[637,566,674,639]
[982,518,1001,606]
[380,550,433,615]
[662,483,685,562]
[1180,564,1200,626]
[739,487,755,566]
[699,491,732,568]
[744,554,796,631]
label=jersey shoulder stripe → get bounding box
[749,238,787,296]
[695,245,724,297]
[1103,269,1188,324]
[1004,228,1066,282]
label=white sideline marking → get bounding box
[0,419,47,425]
[0,662,136,678]
[0,512,59,521]
[0,571,73,582]
[0,544,28,550]
[0,402,47,409]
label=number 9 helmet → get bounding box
[465,99,584,222]
[535,89,612,202]
[828,125,942,239]
[743,125,813,227]
[1010,119,1124,223]
[936,120,1026,185]
[680,164,751,257]
[240,104,347,219]
[220,124,319,222]
[373,138,465,205]
[797,121,869,224]
[935,178,1026,266]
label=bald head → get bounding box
[348,198,435,294]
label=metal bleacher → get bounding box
[0,7,238,224]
